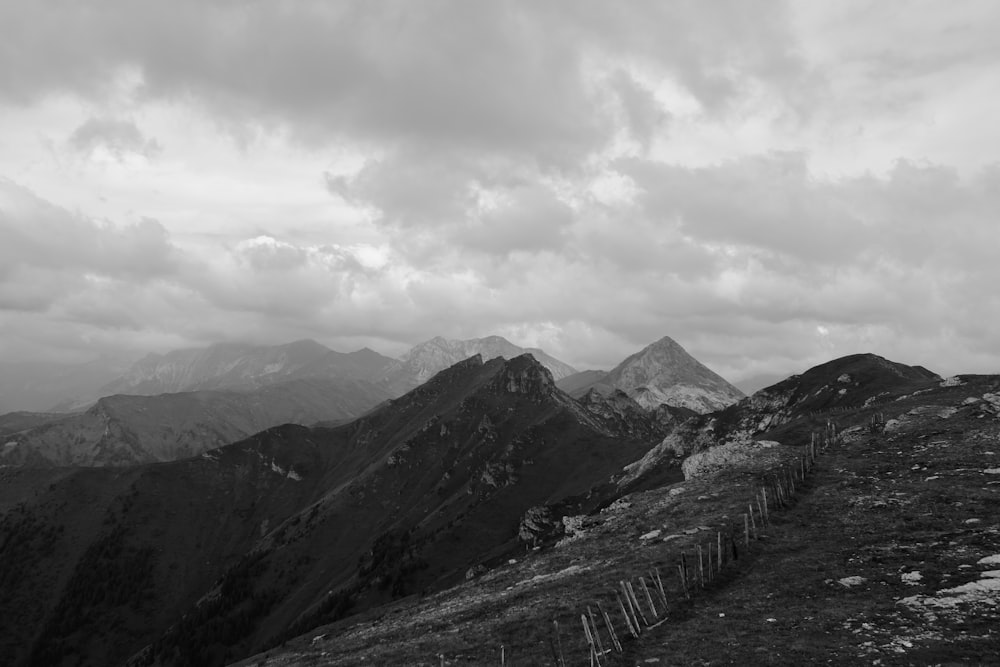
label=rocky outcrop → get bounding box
[518,506,565,547]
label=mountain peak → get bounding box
[488,354,555,395]
[558,335,743,413]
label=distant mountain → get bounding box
[380,335,578,394]
[0,354,661,667]
[0,377,391,467]
[557,336,744,413]
[58,340,398,411]
[0,354,136,413]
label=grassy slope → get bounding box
[240,375,1000,666]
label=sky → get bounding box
[1,0,999,388]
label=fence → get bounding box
[433,422,841,666]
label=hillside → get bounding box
[558,336,744,413]
[0,377,391,467]
[240,358,1000,666]
[0,354,666,667]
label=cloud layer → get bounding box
[0,0,998,386]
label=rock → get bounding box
[518,506,564,547]
[977,554,1000,566]
[465,564,488,580]
[639,529,662,541]
[838,576,867,588]
[901,571,923,585]
[682,440,780,479]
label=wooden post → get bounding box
[756,497,766,530]
[639,577,659,619]
[717,531,723,570]
[616,591,639,638]
[748,503,757,539]
[553,620,567,667]
[587,606,606,658]
[500,644,505,667]
[626,581,649,626]
[697,545,705,587]
[677,563,688,598]
[651,568,668,608]
[598,602,623,653]
[680,553,690,595]
[743,514,750,548]
[761,489,769,524]
[619,584,642,635]
[582,614,601,667]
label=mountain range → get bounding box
[3,344,996,665]
[2,334,737,468]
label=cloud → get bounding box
[68,117,161,160]
[1,1,999,389]
[0,179,177,284]
[0,1,812,154]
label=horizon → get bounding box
[0,331,968,397]
[2,1,999,385]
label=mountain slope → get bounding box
[558,336,744,413]
[0,377,391,467]
[620,352,941,487]
[237,367,1000,666]
[380,335,577,395]
[0,354,664,667]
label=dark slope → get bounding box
[0,354,665,667]
[1,377,391,467]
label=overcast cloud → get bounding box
[1,0,998,386]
